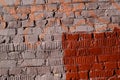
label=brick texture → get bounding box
[0,0,120,80]
[63,27,120,79]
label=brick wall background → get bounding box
[0,0,120,80]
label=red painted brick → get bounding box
[94,32,105,39]
[95,39,105,47]
[118,62,120,69]
[105,31,117,38]
[78,40,91,48]
[104,62,117,70]
[116,70,120,75]
[79,33,92,40]
[63,57,75,65]
[77,48,89,56]
[91,63,103,70]
[105,38,117,46]
[90,70,114,78]
[88,47,102,55]
[75,56,96,64]
[66,72,79,80]
[64,49,76,57]
[65,65,77,72]
[78,64,91,71]
[66,33,79,41]
[78,71,88,79]
[98,54,120,62]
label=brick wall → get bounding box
[0,0,120,80]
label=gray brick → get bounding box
[0,60,16,68]
[0,29,16,36]
[21,0,34,5]
[20,59,45,67]
[21,50,35,59]
[36,0,45,4]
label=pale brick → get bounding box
[20,59,45,67]
[37,67,50,74]
[22,20,34,27]
[22,0,34,5]
[9,68,21,75]
[47,58,63,66]
[25,34,38,43]
[36,0,45,4]
[7,52,20,59]
[21,50,35,59]
[0,60,16,68]
[0,68,8,76]
[0,29,16,36]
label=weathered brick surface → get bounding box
[0,0,120,80]
[63,28,120,79]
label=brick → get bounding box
[36,0,45,4]
[12,35,24,43]
[17,6,31,14]
[66,72,78,80]
[7,52,20,59]
[88,47,102,55]
[64,49,76,57]
[90,70,114,78]
[77,48,89,56]
[21,50,35,59]
[1,29,16,36]
[74,56,96,64]
[50,50,63,58]
[37,67,50,74]
[91,63,103,70]
[86,3,98,9]
[78,71,88,79]
[61,18,74,27]
[112,16,120,23]
[4,0,19,6]
[0,68,8,76]
[7,21,21,28]
[78,40,91,48]
[22,0,34,5]
[73,3,85,11]
[78,64,91,71]
[26,67,37,75]
[36,51,49,59]
[79,33,92,40]
[98,54,120,62]
[104,62,117,70]
[46,4,58,11]
[31,5,44,13]
[105,31,117,38]
[63,57,74,65]
[94,32,105,39]
[20,59,45,67]
[105,38,117,46]
[47,58,63,66]
[9,68,21,75]
[65,65,77,72]
[66,33,79,41]
[3,14,16,21]
[25,34,38,43]
[22,20,34,27]
[51,66,64,73]
[0,60,16,68]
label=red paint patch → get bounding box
[62,27,120,80]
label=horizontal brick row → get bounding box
[0,41,62,52]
